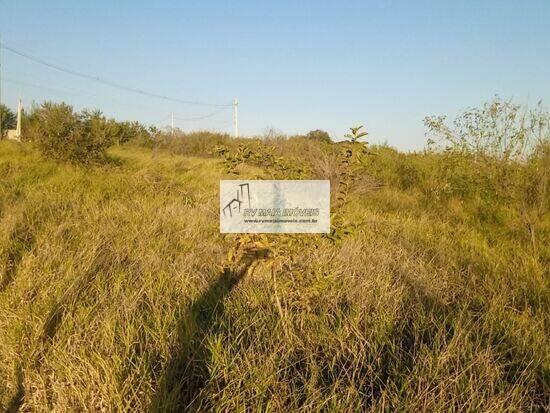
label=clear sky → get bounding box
[1,0,549,150]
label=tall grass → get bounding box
[0,125,548,412]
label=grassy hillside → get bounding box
[0,137,548,412]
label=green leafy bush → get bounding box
[24,102,116,165]
[110,120,155,145]
[0,104,17,138]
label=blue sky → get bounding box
[1,0,549,150]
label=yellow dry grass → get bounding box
[0,139,548,412]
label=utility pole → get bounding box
[171,112,175,136]
[233,97,238,138]
[16,97,22,139]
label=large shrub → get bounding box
[424,98,550,200]
[24,102,116,164]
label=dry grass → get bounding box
[0,138,548,412]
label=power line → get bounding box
[5,77,110,101]
[0,42,232,108]
[5,77,233,128]
[5,76,171,112]
[173,106,231,121]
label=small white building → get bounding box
[5,99,22,141]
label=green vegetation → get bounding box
[22,102,156,165]
[305,129,332,143]
[0,104,17,137]
[0,99,548,411]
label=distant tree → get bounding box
[0,104,17,137]
[306,129,332,143]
